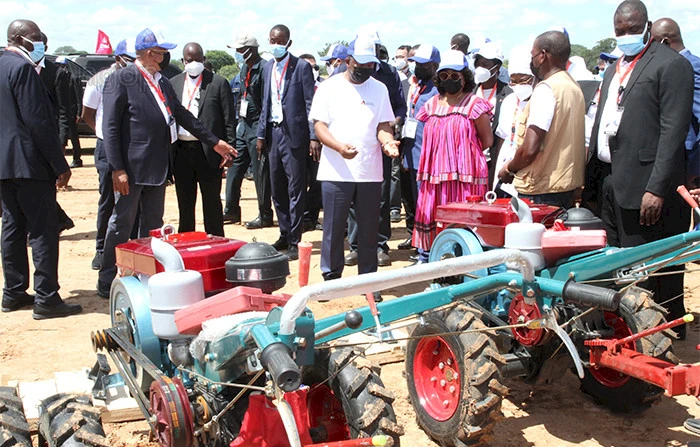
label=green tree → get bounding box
[218,64,240,81]
[55,45,78,55]
[570,38,617,71]
[171,59,184,70]
[205,50,235,73]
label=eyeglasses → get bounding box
[438,71,462,81]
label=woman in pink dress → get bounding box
[412,50,494,262]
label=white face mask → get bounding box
[408,61,416,74]
[313,68,319,79]
[393,58,407,71]
[474,65,497,84]
[512,84,533,101]
[184,61,205,77]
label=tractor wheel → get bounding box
[406,305,507,446]
[303,347,404,446]
[37,394,109,447]
[0,387,31,447]
[579,287,675,412]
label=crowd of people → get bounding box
[1,1,699,343]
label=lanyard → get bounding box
[273,58,290,100]
[479,84,497,104]
[614,41,650,104]
[243,68,252,100]
[410,84,427,115]
[509,99,522,146]
[185,75,203,110]
[137,66,173,118]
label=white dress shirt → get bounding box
[135,60,177,143]
[178,74,201,141]
[270,53,290,123]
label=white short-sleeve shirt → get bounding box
[526,82,556,132]
[310,75,395,182]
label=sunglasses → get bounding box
[438,71,462,81]
[311,64,319,71]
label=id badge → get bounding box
[604,106,624,136]
[402,117,418,139]
[240,98,249,118]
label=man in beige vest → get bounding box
[497,30,585,208]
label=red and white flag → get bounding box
[95,30,113,54]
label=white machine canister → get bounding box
[504,198,546,271]
[149,270,205,339]
[149,236,206,339]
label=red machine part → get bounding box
[586,315,700,397]
[174,286,292,335]
[115,233,245,294]
[306,384,350,441]
[587,312,635,388]
[434,197,562,247]
[508,294,547,346]
[149,377,194,447]
[411,336,462,422]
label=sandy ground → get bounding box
[1,139,699,447]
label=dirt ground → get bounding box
[1,139,699,447]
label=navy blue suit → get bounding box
[257,55,316,246]
[0,49,70,306]
[98,63,221,293]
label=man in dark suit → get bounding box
[171,42,236,237]
[473,42,513,188]
[589,0,694,337]
[97,28,236,297]
[0,19,81,319]
[256,24,319,260]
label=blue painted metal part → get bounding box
[539,231,700,282]
[428,228,488,278]
[250,324,276,351]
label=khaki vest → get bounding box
[513,70,586,195]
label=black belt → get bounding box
[178,140,201,146]
[270,121,282,128]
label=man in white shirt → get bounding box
[309,33,399,298]
[81,38,136,271]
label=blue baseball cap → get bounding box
[437,50,468,72]
[347,35,379,65]
[408,44,440,64]
[135,28,177,51]
[114,38,137,59]
[321,43,348,61]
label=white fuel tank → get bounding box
[504,197,546,271]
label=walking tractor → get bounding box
[81,197,700,447]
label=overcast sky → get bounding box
[2,0,699,61]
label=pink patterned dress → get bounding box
[412,93,493,251]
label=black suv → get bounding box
[67,53,182,79]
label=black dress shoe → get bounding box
[1,293,35,312]
[685,418,700,435]
[286,245,299,261]
[96,281,110,299]
[302,220,318,233]
[70,159,83,168]
[222,213,241,224]
[377,251,392,267]
[372,291,383,303]
[246,216,273,229]
[397,238,413,250]
[344,251,358,266]
[409,254,420,262]
[271,237,289,251]
[32,302,83,320]
[91,252,103,271]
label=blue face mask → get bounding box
[234,51,245,65]
[270,43,288,59]
[21,36,45,63]
[616,23,648,57]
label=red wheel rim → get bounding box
[149,378,194,447]
[508,294,545,346]
[306,384,350,441]
[412,336,461,421]
[589,312,635,388]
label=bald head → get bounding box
[615,0,648,23]
[183,42,204,62]
[535,31,570,66]
[651,18,684,51]
[6,19,40,46]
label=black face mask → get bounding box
[350,65,374,84]
[414,65,433,82]
[442,79,463,95]
[158,51,171,71]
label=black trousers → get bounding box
[321,181,381,280]
[400,167,418,236]
[225,120,272,221]
[1,179,62,305]
[173,140,224,236]
[269,126,306,246]
[348,153,392,253]
[304,154,322,223]
[68,118,81,161]
[603,182,690,329]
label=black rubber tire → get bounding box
[0,387,31,447]
[304,347,404,446]
[37,394,109,447]
[579,287,675,413]
[406,305,508,447]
